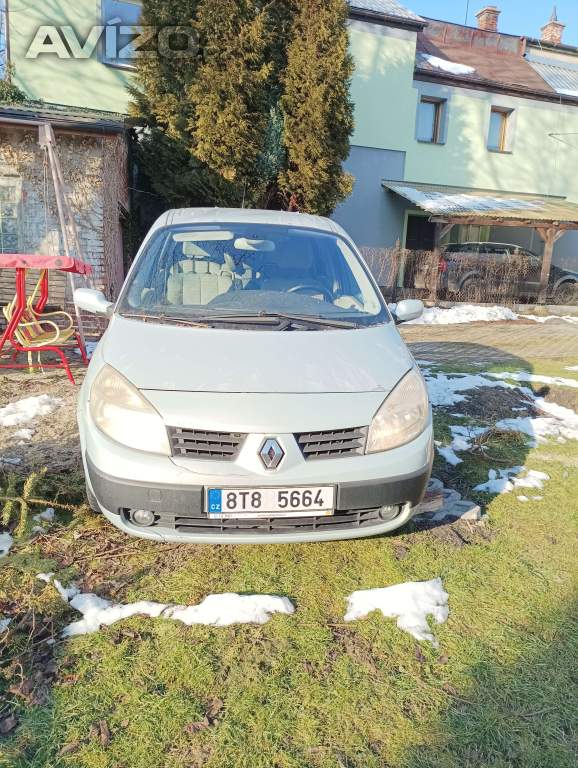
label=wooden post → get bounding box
[430,222,453,303]
[429,223,442,303]
[538,227,558,305]
[38,123,88,348]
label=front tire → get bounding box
[460,279,481,303]
[552,281,577,305]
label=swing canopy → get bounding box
[0,253,92,275]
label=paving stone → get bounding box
[401,322,578,364]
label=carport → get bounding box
[383,181,578,302]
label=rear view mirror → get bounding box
[234,238,275,252]
[74,288,114,317]
[394,299,424,324]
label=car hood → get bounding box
[101,315,414,394]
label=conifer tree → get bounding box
[190,0,272,204]
[129,0,227,206]
[280,0,354,215]
[130,0,355,214]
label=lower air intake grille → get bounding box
[121,506,402,536]
[168,427,246,460]
[296,427,367,460]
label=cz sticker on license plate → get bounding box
[207,486,335,519]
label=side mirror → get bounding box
[74,288,114,317]
[394,299,424,324]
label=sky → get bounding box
[407,0,578,47]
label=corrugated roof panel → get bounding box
[383,181,578,224]
[348,0,423,23]
[526,56,578,98]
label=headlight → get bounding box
[89,364,170,455]
[366,368,429,453]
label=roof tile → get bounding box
[416,20,556,95]
[348,0,423,23]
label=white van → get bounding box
[75,209,432,544]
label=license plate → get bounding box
[206,486,335,519]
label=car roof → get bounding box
[447,242,529,249]
[151,207,348,237]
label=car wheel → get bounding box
[552,282,577,305]
[460,279,480,303]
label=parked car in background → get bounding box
[74,208,432,545]
[440,242,578,303]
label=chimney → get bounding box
[476,6,500,32]
[541,6,565,46]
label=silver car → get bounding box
[75,208,432,544]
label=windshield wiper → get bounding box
[120,312,210,328]
[121,311,358,330]
[187,312,358,329]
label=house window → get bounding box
[0,0,7,77]
[0,179,21,254]
[488,107,511,152]
[101,0,142,69]
[417,97,445,144]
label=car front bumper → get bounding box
[86,455,431,544]
[82,416,433,544]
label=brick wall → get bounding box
[0,125,128,315]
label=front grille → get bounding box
[168,427,246,460]
[296,427,367,460]
[122,506,401,536]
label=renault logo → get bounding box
[259,438,284,470]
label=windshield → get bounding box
[118,223,389,329]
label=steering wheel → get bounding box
[288,284,333,302]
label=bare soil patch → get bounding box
[445,386,539,423]
[0,370,85,474]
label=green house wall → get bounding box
[348,19,578,202]
[8,5,578,207]
[8,0,134,113]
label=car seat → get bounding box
[166,256,234,306]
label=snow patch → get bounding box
[0,395,62,427]
[437,424,486,465]
[565,365,578,372]
[75,341,99,358]
[0,617,11,632]
[474,467,549,495]
[425,372,513,406]
[422,54,475,75]
[13,428,34,441]
[36,574,295,637]
[0,532,14,559]
[37,573,79,602]
[425,371,578,444]
[496,393,578,443]
[64,593,295,636]
[487,371,578,389]
[523,314,578,325]
[344,578,449,647]
[436,445,463,466]
[405,304,578,327]
[33,508,55,524]
[395,187,543,215]
[407,304,518,325]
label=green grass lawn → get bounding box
[0,358,577,768]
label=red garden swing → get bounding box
[0,123,94,385]
[0,253,91,384]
